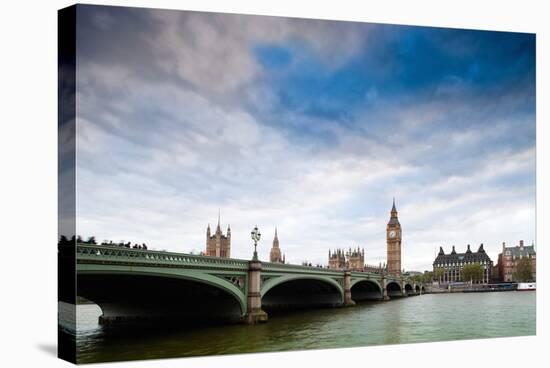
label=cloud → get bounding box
[73,5,535,271]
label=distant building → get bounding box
[328,248,347,270]
[364,263,385,274]
[328,247,366,271]
[205,212,231,258]
[403,271,422,277]
[347,247,365,270]
[269,228,285,263]
[497,240,536,282]
[433,244,493,284]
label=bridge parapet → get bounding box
[76,244,249,271]
[349,271,385,279]
[262,262,342,275]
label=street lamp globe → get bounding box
[251,226,261,260]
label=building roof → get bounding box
[433,244,492,266]
[504,245,536,257]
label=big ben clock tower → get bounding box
[386,198,402,275]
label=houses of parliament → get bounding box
[204,200,401,274]
[205,213,285,263]
[328,200,402,275]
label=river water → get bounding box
[72,291,535,363]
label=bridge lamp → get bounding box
[251,225,261,261]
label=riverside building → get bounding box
[433,244,493,284]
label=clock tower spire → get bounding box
[387,198,402,275]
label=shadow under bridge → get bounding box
[77,270,247,325]
[260,275,344,312]
[350,279,384,301]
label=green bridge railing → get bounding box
[76,243,402,281]
[76,243,249,271]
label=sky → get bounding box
[73,5,536,271]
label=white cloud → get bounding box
[74,8,535,272]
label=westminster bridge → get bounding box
[74,244,424,325]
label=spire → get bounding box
[388,198,400,226]
[438,246,445,256]
[215,208,221,233]
[466,244,472,253]
[478,243,485,253]
[272,228,279,248]
[451,245,456,255]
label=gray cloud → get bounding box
[74,6,535,271]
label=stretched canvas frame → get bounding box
[58,4,536,364]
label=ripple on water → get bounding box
[74,291,535,363]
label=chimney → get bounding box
[519,240,524,248]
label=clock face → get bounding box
[389,230,396,238]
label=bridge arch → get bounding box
[386,281,403,298]
[261,275,344,311]
[350,279,383,301]
[415,284,421,293]
[77,266,247,323]
[404,283,414,296]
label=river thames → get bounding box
[71,291,535,364]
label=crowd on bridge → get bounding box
[99,239,148,250]
[59,235,148,250]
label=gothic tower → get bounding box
[205,210,231,258]
[269,228,283,263]
[386,198,402,275]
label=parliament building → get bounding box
[269,228,285,263]
[327,200,402,275]
[328,247,365,271]
[205,214,231,258]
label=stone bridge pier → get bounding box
[343,271,356,306]
[245,260,268,324]
[381,277,390,300]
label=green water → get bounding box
[74,292,535,363]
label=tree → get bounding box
[462,263,484,284]
[513,257,533,282]
[422,271,434,284]
[434,268,445,284]
[87,236,97,244]
[411,274,424,284]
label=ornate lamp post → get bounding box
[251,225,261,261]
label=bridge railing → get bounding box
[350,270,387,278]
[76,244,412,282]
[76,243,250,270]
[261,261,343,275]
